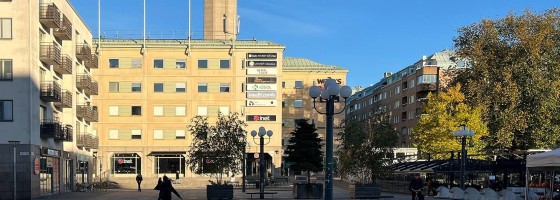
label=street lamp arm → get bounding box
[312,99,327,115]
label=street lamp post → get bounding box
[251,127,273,199]
[309,78,352,200]
[8,141,20,200]
[242,140,247,192]
[453,125,475,189]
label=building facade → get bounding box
[0,0,98,199]
[345,50,463,158]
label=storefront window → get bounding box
[111,153,141,174]
[155,155,185,174]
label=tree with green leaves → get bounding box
[411,84,488,160]
[186,113,247,184]
[337,113,399,184]
[453,8,560,149]
[285,119,323,183]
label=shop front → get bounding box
[111,153,142,175]
[62,152,74,192]
[40,147,62,196]
[148,152,186,177]
[77,154,90,183]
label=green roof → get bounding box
[283,57,347,72]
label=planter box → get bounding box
[293,183,323,199]
[207,184,233,200]
[349,184,381,199]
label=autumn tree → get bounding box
[285,119,323,184]
[453,8,560,149]
[337,113,398,183]
[411,84,488,160]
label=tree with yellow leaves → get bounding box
[411,84,488,160]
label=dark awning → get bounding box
[147,151,186,156]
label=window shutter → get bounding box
[154,130,163,139]
[119,129,132,139]
[109,106,119,116]
[153,106,164,116]
[176,106,186,116]
[120,58,132,69]
[164,59,175,69]
[208,82,220,93]
[119,106,132,116]
[219,106,229,115]
[163,106,175,117]
[208,106,219,117]
[120,82,132,92]
[109,130,119,139]
[164,82,175,93]
[164,130,175,140]
[208,59,220,69]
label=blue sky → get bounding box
[70,0,558,87]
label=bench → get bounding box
[246,192,278,199]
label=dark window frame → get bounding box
[0,100,13,121]
[131,106,142,116]
[198,60,208,69]
[153,59,164,69]
[219,60,230,69]
[154,83,164,92]
[109,59,119,68]
[0,59,13,81]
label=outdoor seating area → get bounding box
[433,186,539,200]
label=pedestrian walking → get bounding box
[158,175,182,200]
[136,173,143,192]
[409,174,424,200]
[154,177,163,200]
[175,171,180,184]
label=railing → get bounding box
[77,132,92,148]
[76,74,91,90]
[39,3,61,28]
[53,55,72,74]
[87,81,98,95]
[40,119,63,139]
[56,125,73,142]
[418,83,437,92]
[76,44,92,62]
[84,54,98,69]
[53,15,72,40]
[40,42,62,66]
[91,135,99,148]
[77,104,97,122]
[54,90,72,108]
[40,81,62,102]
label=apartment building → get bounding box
[0,0,98,198]
[345,50,464,157]
[281,58,347,173]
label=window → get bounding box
[219,106,229,115]
[176,130,186,139]
[132,58,142,68]
[282,81,286,88]
[131,83,141,92]
[198,83,208,93]
[295,81,304,89]
[220,83,230,93]
[409,80,415,88]
[220,60,230,69]
[109,130,119,139]
[175,83,186,92]
[395,86,400,94]
[417,74,437,84]
[131,106,141,116]
[111,153,141,174]
[394,101,400,109]
[154,59,163,69]
[0,18,12,39]
[154,130,163,140]
[408,111,415,120]
[176,59,186,69]
[154,83,163,92]
[0,59,12,81]
[282,100,286,108]
[197,106,208,116]
[294,100,303,108]
[109,59,119,68]
[175,106,186,116]
[109,106,119,116]
[409,95,415,104]
[0,100,13,121]
[109,82,119,92]
[198,60,208,69]
[153,106,163,116]
[131,130,142,139]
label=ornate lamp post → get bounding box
[453,124,475,189]
[251,127,273,199]
[309,78,352,200]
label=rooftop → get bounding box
[283,57,347,72]
[94,38,285,48]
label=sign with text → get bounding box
[246,84,277,91]
[246,100,277,107]
[247,77,277,84]
[247,115,277,121]
[247,68,277,75]
[247,61,277,67]
[41,147,61,157]
[317,78,343,85]
[246,91,277,98]
[247,53,277,59]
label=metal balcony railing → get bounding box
[54,90,72,108]
[418,83,437,92]
[56,125,73,142]
[77,132,96,148]
[53,55,72,74]
[84,53,98,69]
[40,81,62,102]
[77,104,98,122]
[76,44,92,62]
[87,81,98,95]
[39,3,61,28]
[53,15,72,40]
[76,74,91,90]
[40,119,63,139]
[40,42,62,66]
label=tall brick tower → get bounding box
[204,0,238,40]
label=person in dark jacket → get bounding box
[158,175,182,200]
[408,174,424,200]
[154,178,163,200]
[135,173,143,192]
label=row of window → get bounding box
[108,58,230,69]
[107,105,230,117]
[282,100,303,108]
[109,82,230,93]
[108,129,186,140]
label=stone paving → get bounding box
[34,181,439,200]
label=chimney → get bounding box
[204,0,238,40]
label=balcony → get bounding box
[417,83,437,94]
[39,3,61,28]
[77,104,98,122]
[53,15,72,40]
[87,81,98,95]
[40,42,62,66]
[77,132,98,149]
[40,119,70,140]
[40,81,62,102]
[77,74,98,95]
[54,90,72,108]
[76,44,92,62]
[84,53,98,69]
[53,55,72,74]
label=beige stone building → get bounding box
[0,0,98,198]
